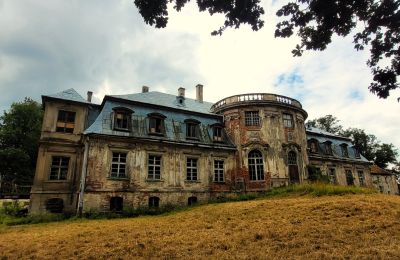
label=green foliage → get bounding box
[307,166,330,183]
[307,115,343,134]
[0,98,42,192]
[374,143,398,169]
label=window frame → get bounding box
[345,169,354,185]
[186,157,198,181]
[357,170,365,186]
[328,168,337,184]
[248,150,265,181]
[341,144,349,157]
[112,108,132,131]
[110,151,128,179]
[213,159,225,183]
[283,113,294,129]
[185,119,200,140]
[56,110,76,134]
[49,156,70,181]
[244,111,261,127]
[308,139,319,153]
[324,142,333,155]
[147,154,162,181]
[148,113,166,136]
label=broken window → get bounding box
[308,140,318,153]
[113,108,132,131]
[186,158,198,181]
[213,126,223,142]
[188,196,198,206]
[110,197,123,211]
[357,171,365,186]
[149,196,160,208]
[49,156,69,180]
[345,170,354,185]
[283,113,294,128]
[213,160,224,182]
[56,110,76,133]
[148,113,166,135]
[111,152,127,178]
[324,142,333,155]
[328,168,337,184]
[46,198,64,213]
[185,119,200,139]
[341,144,349,157]
[248,150,264,181]
[354,147,361,158]
[245,111,260,126]
[148,155,161,180]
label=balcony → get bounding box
[210,93,303,112]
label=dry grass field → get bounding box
[1,194,400,259]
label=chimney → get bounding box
[142,86,149,93]
[196,84,203,103]
[178,87,185,97]
[87,91,93,102]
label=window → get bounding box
[341,144,349,157]
[113,109,132,131]
[354,147,361,158]
[288,151,297,165]
[188,196,198,206]
[148,155,161,180]
[308,140,318,153]
[111,152,127,178]
[149,196,160,208]
[345,170,354,185]
[185,119,200,139]
[49,156,69,180]
[328,168,337,184]
[213,126,223,142]
[324,142,333,155]
[245,111,260,126]
[248,150,264,181]
[110,197,123,211]
[358,171,365,186]
[186,158,198,181]
[283,113,294,128]
[56,110,76,133]
[148,113,166,135]
[46,198,64,213]
[214,160,224,182]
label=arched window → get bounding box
[149,196,160,208]
[147,113,166,135]
[340,143,349,157]
[46,198,64,213]
[188,196,198,206]
[308,139,319,153]
[248,150,264,181]
[112,107,133,131]
[110,197,123,211]
[288,151,297,165]
[324,141,333,155]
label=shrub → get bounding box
[308,166,330,183]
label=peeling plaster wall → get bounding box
[371,175,399,195]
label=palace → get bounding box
[30,85,399,213]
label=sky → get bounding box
[0,0,399,153]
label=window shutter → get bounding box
[110,112,115,130]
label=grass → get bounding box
[1,192,399,259]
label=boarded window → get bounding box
[149,196,160,208]
[56,110,75,133]
[110,197,123,211]
[213,160,224,182]
[46,198,64,213]
[248,150,264,181]
[186,158,198,181]
[245,111,260,126]
[111,152,127,178]
[148,155,161,180]
[49,156,69,180]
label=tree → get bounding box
[341,128,378,161]
[133,0,400,98]
[374,143,398,169]
[0,98,42,193]
[306,115,343,134]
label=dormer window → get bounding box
[354,147,360,158]
[324,141,333,155]
[56,110,76,133]
[308,139,318,153]
[112,107,133,131]
[212,124,224,142]
[185,119,200,139]
[148,113,166,135]
[341,144,349,157]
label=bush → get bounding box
[308,166,330,183]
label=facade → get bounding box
[369,164,399,195]
[30,86,397,214]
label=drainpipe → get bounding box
[77,136,89,217]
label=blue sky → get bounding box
[0,0,399,153]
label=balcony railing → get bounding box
[211,93,302,112]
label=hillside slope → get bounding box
[1,194,400,259]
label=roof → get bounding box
[370,164,393,175]
[43,88,92,105]
[109,91,215,115]
[306,126,349,140]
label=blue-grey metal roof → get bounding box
[44,88,91,104]
[85,99,236,149]
[306,128,370,163]
[109,91,214,115]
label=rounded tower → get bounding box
[211,93,308,191]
